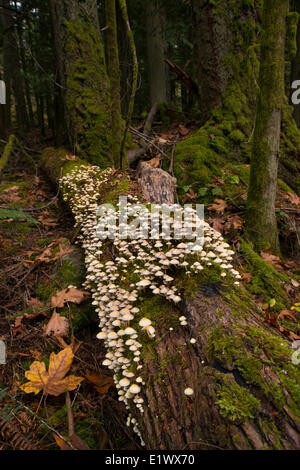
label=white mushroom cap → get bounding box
[139,317,152,328]
[184,387,194,396]
[129,384,141,394]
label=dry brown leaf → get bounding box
[38,216,58,227]
[44,311,69,337]
[207,199,228,215]
[53,432,90,450]
[210,218,224,234]
[182,189,198,203]
[260,252,283,270]
[241,272,252,283]
[282,191,300,207]
[0,186,21,203]
[278,310,297,322]
[29,349,43,361]
[85,370,114,394]
[20,347,83,396]
[51,287,90,309]
[178,124,189,136]
[291,279,300,288]
[223,214,244,233]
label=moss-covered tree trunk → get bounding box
[245,0,289,253]
[41,147,300,450]
[50,0,113,166]
[1,0,29,132]
[106,0,122,167]
[292,1,300,128]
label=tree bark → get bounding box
[50,0,113,166]
[106,0,122,167]
[146,0,167,106]
[40,147,300,450]
[1,0,29,132]
[291,2,300,128]
[246,0,289,254]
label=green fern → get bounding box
[0,208,38,224]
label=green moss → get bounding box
[208,322,300,420]
[229,129,245,143]
[216,376,261,421]
[286,12,299,61]
[239,240,290,311]
[65,19,113,166]
[47,406,68,427]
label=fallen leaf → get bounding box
[29,349,43,361]
[51,287,90,309]
[208,199,228,215]
[20,347,84,396]
[291,279,299,288]
[260,252,282,270]
[223,214,244,233]
[241,272,252,282]
[210,218,224,234]
[65,154,77,161]
[178,124,189,136]
[85,370,114,394]
[38,216,58,227]
[182,188,198,203]
[282,191,300,207]
[44,312,69,337]
[53,432,90,450]
[278,310,297,322]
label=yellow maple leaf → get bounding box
[20,347,83,397]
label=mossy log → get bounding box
[40,148,300,450]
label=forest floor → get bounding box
[0,120,300,450]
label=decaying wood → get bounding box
[137,161,176,204]
[41,148,300,450]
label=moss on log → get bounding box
[40,148,300,450]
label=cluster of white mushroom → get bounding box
[60,164,241,443]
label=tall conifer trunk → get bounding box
[246,0,289,253]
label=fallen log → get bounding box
[40,148,300,450]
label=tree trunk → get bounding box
[50,0,113,166]
[40,147,300,450]
[1,0,29,132]
[106,0,122,167]
[246,0,289,253]
[190,0,230,119]
[49,0,66,145]
[291,2,300,128]
[146,0,167,106]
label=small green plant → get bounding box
[0,208,38,224]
